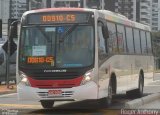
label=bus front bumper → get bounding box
[17,81,98,101]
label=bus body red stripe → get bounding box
[27,76,83,88]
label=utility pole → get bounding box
[101,0,104,10]
[6,34,10,88]
[6,0,13,88]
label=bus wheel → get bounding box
[40,100,54,109]
[99,80,113,107]
[138,73,144,97]
[106,81,113,105]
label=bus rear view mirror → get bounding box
[9,25,18,40]
[8,20,20,41]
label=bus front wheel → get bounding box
[99,80,113,107]
[40,100,54,109]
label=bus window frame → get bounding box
[18,23,96,69]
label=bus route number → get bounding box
[42,14,76,23]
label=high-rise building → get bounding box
[139,0,151,26]
[29,0,46,10]
[0,0,10,23]
[139,0,160,31]
[51,0,81,8]
[105,0,160,31]
[114,0,137,21]
[152,0,159,31]
[10,0,27,19]
[104,0,115,12]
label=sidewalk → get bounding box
[0,85,17,95]
[125,79,160,109]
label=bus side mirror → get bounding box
[9,25,15,40]
[9,25,18,40]
[8,20,20,41]
[102,25,109,39]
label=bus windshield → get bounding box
[19,24,94,68]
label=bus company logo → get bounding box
[44,69,67,73]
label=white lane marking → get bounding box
[0,93,17,97]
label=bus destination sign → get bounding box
[28,12,91,24]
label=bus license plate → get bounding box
[48,90,62,96]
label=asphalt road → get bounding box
[0,94,137,115]
[0,89,155,115]
[0,73,159,115]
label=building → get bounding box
[0,0,10,23]
[51,0,81,8]
[104,0,115,12]
[29,0,46,10]
[139,0,160,32]
[114,0,137,21]
[151,0,159,31]
[10,0,27,19]
[139,0,152,26]
[105,0,160,31]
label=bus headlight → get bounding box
[19,74,30,86]
[81,70,93,85]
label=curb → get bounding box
[125,93,160,109]
[0,90,17,95]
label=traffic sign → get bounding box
[2,40,17,56]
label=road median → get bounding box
[125,93,160,109]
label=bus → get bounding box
[12,8,154,108]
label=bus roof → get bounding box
[22,7,96,17]
[99,10,151,31]
[22,8,150,31]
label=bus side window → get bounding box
[133,29,141,54]
[98,22,108,61]
[107,22,118,53]
[140,30,147,54]
[117,24,127,53]
[126,27,134,54]
[146,32,152,54]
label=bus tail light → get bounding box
[19,73,30,86]
[81,70,93,85]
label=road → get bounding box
[0,93,145,115]
[0,74,160,115]
[0,73,159,115]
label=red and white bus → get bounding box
[14,8,154,108]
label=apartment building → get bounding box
[114,0,137,21]
[10,0,27,19]
[29,0,46,10]
[151,0,159,31]
[51,0,81,8]
[139,0,151,26]
[0,0,10,23]
[105,0,160,31]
